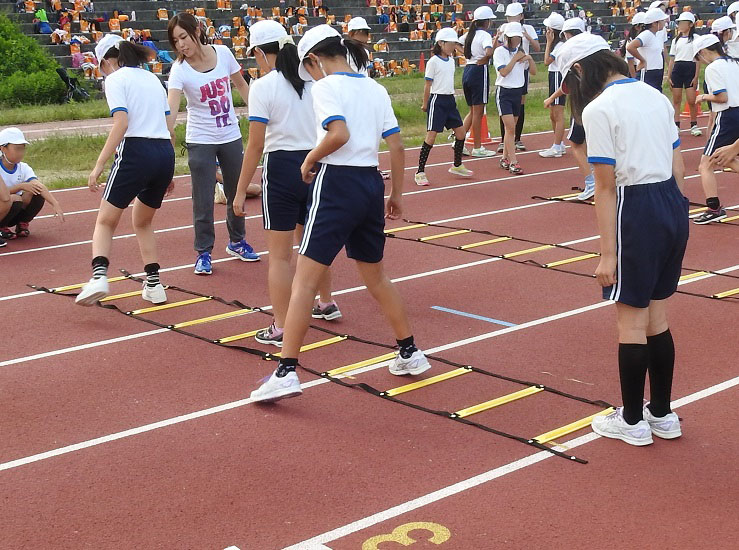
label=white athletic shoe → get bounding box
[250,370,303,403]
[462,146,472,156]
[643,404,682,439]
[591,407,653,446]
[389,349,431,376]
[690,125,702,137]
[470,147,495,158]
[539,146,563,158]
[448,164,473,177]
[75,276,109,306]
[142,282,167,304]
[214,182,227,205]
[415,172,430,186]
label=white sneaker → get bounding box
[558,144,567,155]
[496,142,505,154]
[214,182,227,204]
[690,125,702,137]
[75,276,109,306]
[142,282,167,304]
[448,164,473,177]
[462,146,471,156]
[591,407,653,446]
[470,147,495,158]
[389,349,431,376]
[643,404,682,439]
[577,175,595,201]
[414,172,430,186]
[539,146,563,158]
[250,370,303,403]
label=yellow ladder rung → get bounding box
[454,386,543,418]
[720,215,739,223]
[550,192,581,200]
[53,275,128,293]
[543,253,600,268]
[99,289,143,302]
[459,236,511,250]
[679,271,708,281]
[172,308,254,329]
[689,206,707,214]
[384,368,471,397]
[503,245,555,259]
[419,229,471,242]
[326,352,397,376]
[534,407,615,444]
[713,287,739,299]
[128,296,211,315]
[272,335,347,357]
[384,223,428,234]
[217,329,260,344]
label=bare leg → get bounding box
[354,259,412,340]
[294,224,333,304]
[501,114,517,163]
[131,198,159,265]
[616,302,649,344]
[266,229,296,328]
[671,87,682,124]
[570,142,590,177]
[552,105,565,146]
[685,87,698,124]
[698,154,719,201]
[91,200,126,259]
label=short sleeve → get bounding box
[705,63,727,95]
[424,57,437,80]
[480,31,494,51]
[167,61,184,91]
[636,30,652,49]
[526,25,538,40]
[221,45,242,76]
[582,104,616,165]
[21,163,37,182]
[312,79,346,129]
[668,38,676,57]
[493,47,507,71]
[381,90,399,138]
[247,78,271,124]
[104,74,128,116]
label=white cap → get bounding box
[473,6,495,21]
[561,17,586,35]
[632,12,646,25]
[729,2,739,16]
[503,21,523,38]
[297,24,342,81]
[543,12,565,31]
[94,33,124,63]
[435,27,459,43]
[247,20,291,54]
[711,16,737,33]
[505,2,524,17]
[676,12,695,24]
[0,127,29,146]
[643,7,669,24]
[649,0,667,9]
[347,16,371,32]
[693,33,720,57]
[557,32,611,79]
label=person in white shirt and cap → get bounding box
[346,16,372,76]
[624,11,646,78]
[727,2,739,57]
[667,11,701,136]
[539,11,567,158]
[627,7,670,90]
[559,32,688,448]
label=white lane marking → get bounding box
[35,195,193,220]
[50,174,193,193]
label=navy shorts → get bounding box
[261,149,311,231]
[495,86,523,117]
[462,63,490,106]
[548,71,566,106]
[703,107,739,156]
[604,178,689,308]
[426,94,464,132]
[640,68,664,91]
[670,61,696,89]
[299,164,385,266]
[522,68,530,95]
[103,138,175,209]
[568,118,586,145]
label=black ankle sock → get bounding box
[453,138,465,167]
[499,117,505,142]
[397,336,418,359]
[144,262,160,288]
[515,105,525,142]
[276,357,298,377]
[91,256,109,279]
[618,343,650,425]
[675,120,680,128]
[706,197,721,211]
[646,330,675,417]
[417,141,433,173]
[690,121,698,127]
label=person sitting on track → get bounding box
[559,33,688,447]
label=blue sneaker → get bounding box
[194,252,212,275]
[577,174,595,201]
[226,239,260,262]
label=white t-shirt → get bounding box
[104,67,170,140]
[425,54,455,95]
[657,27,668,47]
[494,46,525,88]
[669,35,696,62]
[583,78,679,186]
[625,38,635,61]
[500,23,538,69]
[465,29,494,64]
[168,45,243,144]
[0,161,37,193]
[348,55,370,76]
[704,58,739,112]
[247,70,316,153]
[636,29,665,70]
[548,41,564,72]
[727,29,739,58]
[311,73,399,167]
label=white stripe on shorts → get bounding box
[103,138,126,203]
[610,185,625,302]
[261,151,270,230]
[704,111,722,156]
[298,163,328,257]
[427,94,437,132]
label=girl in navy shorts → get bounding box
[560,33,688,447]
[668,12,701,136]
[539,12,567,159]
[250,25,431,403]
[232,20,340,348]
[77,35,175,306]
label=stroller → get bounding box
[56,68,91,102]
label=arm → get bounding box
[709,138,739,168]
[544,30,555,65]
[592,163,618,288]
[421,78,432,111]
[166,88,182,145]
[88,111,128,191]
[300,120,350,183]
[384,131,405,220]
[524,29,541,52]
[672,146,685,194]
[233,121,265,217]
[626,39,645,69]
[696,91,728,104]
[544,86,565,107]
[28,178,65,221]
[498,50,525,76]
[667,55,674,86]
[231,69,250,108]
[476,46,494,65]
[691,60,699,88]
[525,55,537,76]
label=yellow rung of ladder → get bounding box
[543,253,600,268]
[128,296,211,315]
[720,215,739,223]
[384,368,471,397]
[419,229,471,242]
[503,245,555,259]
[712,287,739,299]
[459,236,511,250]
[172,308,254,329]
[688,206,707,214]
[326,352,397,376]
[217,328,260,344]
[679,271,708,281]
[272,335,347,358]
[454,386,543,418]
[550,192,581,200]
[99,289,144,302]
[534,407,615,444]
[384,223,428,234]
[53,275,128,293]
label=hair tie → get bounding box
[340,38,345,47]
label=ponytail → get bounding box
[431,42,443,57]
[259,41,306,98]
[464,20,479,59]
[305,36,369,72]
[104,40,154,67]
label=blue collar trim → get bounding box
[0,160,17,174]
[435,54,450,61]
[604,78,638,89]
[334,72,366,78]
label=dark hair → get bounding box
[564,49,630,124]
[676,20,695,41]
[431,42,443,56]
[620,25,641,56]
[255,41,305,98]
[168,12,208,61]
[464,19,490,60]
[564,29,582,39]
[700,41,739,63]
[303,36,368,73]
[103,40,154,67]
[548,28,563,49]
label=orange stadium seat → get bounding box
[195,7,206,17]
[107,18,120,32]
[157,8,168,20]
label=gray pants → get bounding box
[187,138,245,254]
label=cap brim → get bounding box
[298,62,313,82]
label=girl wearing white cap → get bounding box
[76,35,174,306]
[346,17,372,76]
[623,12,646,78]
[166,12,258,277]
[667,12,701,136]
[727,3,739,57]
[627,7,669,90]
[692,33,739,224]
[539,12,567,158]
[415,28,474,186]
[232,20,339,348]
[560,33,687,447]
[249,25,431,403]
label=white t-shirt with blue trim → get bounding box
[0,161,37,193]
[104,66,170,140]
[425,54,455,95]
[493,46,525,88]
[668,35,696,63]
[635,29,664,70]
[583,78,679,187]
[247,70,316,153]
[311,72,399,167]
[548,41,564,73]
[465,29,494,64]
[704,58,739,113]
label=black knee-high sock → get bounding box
[646,330,675,417]
[515,105,525,142]
[417,141,433,173]
[499,117,505,142]
[453,139,464,167]
[618,343,650,424]
[144,262,160,288]
[91,256,109,279]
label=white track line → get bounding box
[0,262,735,472]
[35,195,193,220]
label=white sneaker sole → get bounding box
[75,290,108,307]
[389,361,431,376]
[250,386,302,403]
[225,246,260,262]
[591,423,654,446]
[142,290,167,304]
[650,427,682,439]
[448,169,473,178]
[693,214,727,225]
[539,151,563,158]
[469,152,494,158]
[312,311,343,321]
[194,268,212,275]
[254,335,283,347]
